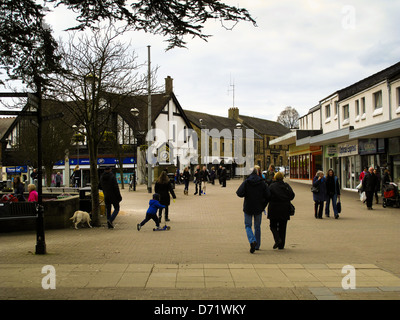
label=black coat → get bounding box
[236,173,271,215]
[267,180,295,221]
[155,182,176,206]
[99,171,122,204]
[362,172,378,192]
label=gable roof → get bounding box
[111,91,192,132]
[0,117,16,140]
[185,110,239,132]
[239,114,291,137]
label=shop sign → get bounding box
[325,144,338,157]
[338,140,358,157]
[358,138,385,155]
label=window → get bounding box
[343,104,349,120]
[373,90,382,110]
[361,97,366,120]
[396,87,400,109]
[355,100,360,116]
[325,104,331,122]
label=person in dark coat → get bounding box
[99,167,122,228]
[13,176,25,202]
[325,169,341,219]
[182,167,191,195]
[362,166,378,210]
[313,170,326,219]
[236,167,271,253]
[220,166,227,187]
[267,172,295,250]
[193,165,202,195]
[155,171,176,222]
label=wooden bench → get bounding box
[0,202,38,221]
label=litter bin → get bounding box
[79,187,92,213]
[167,173,175,189]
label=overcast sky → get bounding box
[5,0,400,121]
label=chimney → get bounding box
[228,107,239,120]
[165,76,173,94]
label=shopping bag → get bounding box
[360,191,366,202]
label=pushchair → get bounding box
[382,183,399,208]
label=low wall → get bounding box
[0,195,80,233]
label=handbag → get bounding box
[311,186,319,193]
[337,201,342,213]
[289,202,295,216]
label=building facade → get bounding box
[271,61,400,189]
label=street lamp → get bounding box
[130,108,140,191]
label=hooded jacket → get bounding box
[99,170,122,204]
[147,199,165,215]
[236,172,271,215]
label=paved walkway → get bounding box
[1,178,400,300]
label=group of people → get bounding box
[236,165,295,253]
[312,169,341,219]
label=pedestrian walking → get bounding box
[382,169,392,185]
[182,167,191,195]
[236,167,271,253]
[193,165,202,195]
[267,171,295,250]
[201,166,210,195]
[55,172,62,187]
[312,170,326,219]
[210,166,216,185]
[265,164,275,186]
[155,171,176,222]
[362,166,378,210]
[99,166,122,229]
[71,165,81,187]
[325,169,341,219]
[137,193,165,230]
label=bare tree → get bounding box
[277,106,299,129]
[46,23,150,226]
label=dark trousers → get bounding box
[184,180,189,191]
[106,201,120,223]
[194,181,202,195]
[140,213,159,227]
[366,191,374,208]
[158,205,169,221]
[269,219,287,249]
[314,201,324,218]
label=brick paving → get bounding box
[1,178,400,300]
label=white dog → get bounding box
[70,210,92,229]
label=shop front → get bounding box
[388,137,400,185]
[338,140,360,191]
[289,145,322,180]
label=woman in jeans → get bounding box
[325,169,340,219]
[313,170,326,219]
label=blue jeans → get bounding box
[244,213,262,249]
[325,194,338,217]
